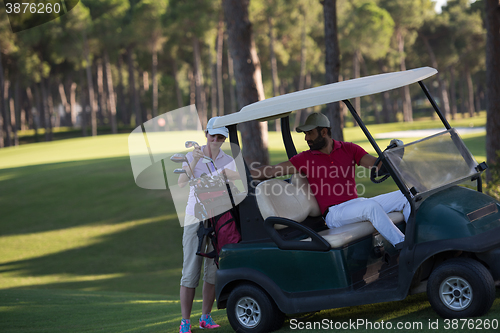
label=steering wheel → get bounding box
[370,156,391,183]
[370,139,404,184]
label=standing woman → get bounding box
[177,117,233,333]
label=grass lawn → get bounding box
[1,114,498,332]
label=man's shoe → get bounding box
[179,320,192,333]
[199,314,220,329]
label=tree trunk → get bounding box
[189,69,196,106]
[14,77,21,130]
[38,81,46,140]
[70,82,77,127]
[268,17,280,99]
[79,69,88,136]
[459,75,467,117]
[152,49,158,121]
[217,14,225,116]
[104,50,117,134]
[97,57,107,126]
[352,49,361,126]
[40,78,53,141]
[126,47,142,126]
[268,17,280,131]
[0,51,11,147]
[378,60,393,123]
[117,53,127,125]
[449,66,457,119]
[193,36,208,128]
[4,80,14,144]
[28,86,40,141]
[17,81,27,131]
[322,0,343,141]
[360,54,379,124]
[485,0,500,179]
[140,71,149,121]
[47,80,55,137]
[83,32,97,136]
[397,29,413,122]
[223,0,269,166]
[172,58,184,109]
[0,100,3,147]
[140,71,153,120]
[475,83,482,115]
[209,48,218,118]
[59,82,71,127]
[10,81,18,146]
[227,45,237,113]
[21,87,30,131]
[188,69,201,130]
[465,67,475,117]
[420,33,450,120]
[294,14,308,131]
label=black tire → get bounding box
[427,258,495,318]
[227,284,285,333]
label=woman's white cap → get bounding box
[206,117,229,138]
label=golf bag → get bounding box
[195,182,241,267]
[196,208,241,267]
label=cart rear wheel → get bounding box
[227,284,285,333]
[427,258,495,318]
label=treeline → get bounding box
[0,0,488,147]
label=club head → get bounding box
[185,141,199,148]
[173,168,187,175]
[202,156,214,164]
[170,153,188,163]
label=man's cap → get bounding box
[206,117,229,138]
[296,113,330,133]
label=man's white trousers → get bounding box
[325,190,410,246]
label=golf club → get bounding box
[170,153,195,178]
[185,141,200,148]
[201,155,218,173]
[173,168,187,175]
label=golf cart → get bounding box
[207,67,500,332]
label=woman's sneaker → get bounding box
[199,314,220,329]
[179,319,192,333]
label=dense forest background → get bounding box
[0,0,495,149]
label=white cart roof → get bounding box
[213,67,437,128]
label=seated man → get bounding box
[250,112,410,248]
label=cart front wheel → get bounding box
[427,258,495,318]
[227,284,285,333]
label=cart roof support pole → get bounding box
[343,99,383,156]
[281,116,298,159]
[418,81,452,130]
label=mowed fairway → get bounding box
[1,116,499,333]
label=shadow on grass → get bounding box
[0,156,189,295]
[0,156,175,236]
[0,289,176,333]
[275,289,500,333]
[0,217,186,294]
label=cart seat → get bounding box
[302,211,404,248]
[256,173,321,230]
[256,174,405,248]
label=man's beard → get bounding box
[308,135,327,150]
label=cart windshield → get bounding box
[128,105,247,227]
[384,129,479,197]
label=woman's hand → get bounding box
[192,146,204,162]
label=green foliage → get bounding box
[340,0,394,60]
